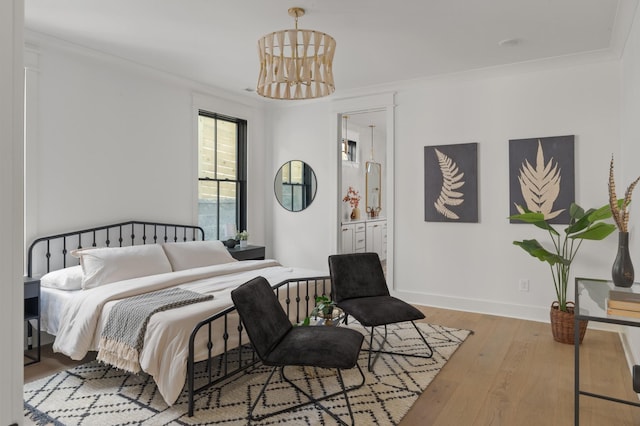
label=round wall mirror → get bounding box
[274,160,317,212]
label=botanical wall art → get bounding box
[508,135,575,224]
[424,143,478,223]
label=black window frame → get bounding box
[197,110,247,240]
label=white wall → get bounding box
[267,102,335,272]
[0,1,24,423]
[393,62,620,321]
[271,61,621,323]
[620,4,640,364]
[25,37,267,251]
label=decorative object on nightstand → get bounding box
[510,202,616,344]
[608,156,640,288]
[223,238,238,249]
[236,230,249,248]
[24,276,41,365]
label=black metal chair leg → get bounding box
[248,364,365,424]
[411,320,434,358]
[365,321,435,371]
[336,368,356,425]
[248,366,279,421]
[279,365,365,425]
[367,325,390,371]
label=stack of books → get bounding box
[607,290,640,318]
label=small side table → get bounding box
[227,245,265,261]
[24,276,41,365]
[574,277,640,424]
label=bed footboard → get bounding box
[186,275,332,417]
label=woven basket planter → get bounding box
[550,301,587,345]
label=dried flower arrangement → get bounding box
[343,186,361,209]
[608,156,640,233]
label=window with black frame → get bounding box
[198,111,247,240]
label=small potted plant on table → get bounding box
[236,230,249,248]
[301,295,337,326]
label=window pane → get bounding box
[219,181,237,239]
[198,115,216,179]
[293,185,303,211]
[198,180,218,240]
[282,163,291,183]
[290,160,303,184]
[216,120,237,180]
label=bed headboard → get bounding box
[27,220,205,277]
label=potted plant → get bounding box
[301,295,337,326]
[510,202,616,344]
[236,230,249,248]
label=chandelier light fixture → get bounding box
[257,7,336,100]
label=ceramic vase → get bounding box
[350,207,360,220]
[612,231,634,287]
[240,240,248,248]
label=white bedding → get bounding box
[49,259,326,406]
[41,287,78,335]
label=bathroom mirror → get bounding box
[274,160,317,212]
[366,161,382,217]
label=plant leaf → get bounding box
[513,239,570,265]
[517,141,565,220]
[569,222,616,240]
[509,209,559,235]
[433,148,465,220]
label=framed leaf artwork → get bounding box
[509,135,575,224]
[424,143,478,223]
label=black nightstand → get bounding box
[24,276,41,365]
[227,245,266,261]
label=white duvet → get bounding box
[52,259,325,405]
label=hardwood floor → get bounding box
[25,307,640,425]
[401,306,640,425]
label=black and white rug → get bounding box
[24,322,470,425]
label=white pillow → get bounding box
[40,265,83,291]
[71,244,173,289]
[162,240,237,271]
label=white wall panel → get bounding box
[0,1,24,423]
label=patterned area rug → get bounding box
[24,322,470,425]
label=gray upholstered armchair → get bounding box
[328,252,434,371]
[231,276,365,425]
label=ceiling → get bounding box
[25,0,637,103]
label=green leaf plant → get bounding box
[510,202,616,312]
[298,295,336,326]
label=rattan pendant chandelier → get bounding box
[257,7,336,100]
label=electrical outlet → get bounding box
[519,279,530,292]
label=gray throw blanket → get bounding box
[97,287,213,373]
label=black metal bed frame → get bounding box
[27,220,205,277]
[26,220,331,417]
